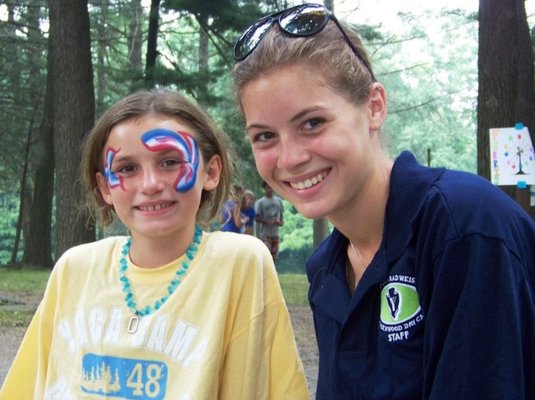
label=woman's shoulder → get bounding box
[419,168,535,254]
[433,168,525,220]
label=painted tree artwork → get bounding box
[490,124,535,186]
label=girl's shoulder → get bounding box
[205,230,264,245]
[57,236,127,266]
[200,231,280,290]
[203,231,270,258]
[63,235,125,252]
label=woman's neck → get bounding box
[332,156,393,257]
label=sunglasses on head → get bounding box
[233,3,375,81]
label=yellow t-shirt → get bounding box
[0,231,310,400]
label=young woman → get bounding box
[232,3,535,399]
[0,89,309,399]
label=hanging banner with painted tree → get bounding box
[490,124,535,186]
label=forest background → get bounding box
[1,0,534,273]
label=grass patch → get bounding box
[0,267,50,292]
[278,273,309,306]
[0,308,36,327]
[0,267,50,327]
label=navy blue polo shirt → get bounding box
[307,151,535,400]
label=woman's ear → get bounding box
[96,172,114,206]
[202,155,222,191]
[368,83,387,131]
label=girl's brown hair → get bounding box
[81,89,235,227]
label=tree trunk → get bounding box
[198,14,209,73]
[196,13,210,102]
[145,0,161,88]
[23,39,55,269]
[95,1,108,117]
[22,0,55,269]
[49,0,96,259]
[128,0,144,90]
[313,219,330,249]
[477,0,535,217]
[10,123,33,265]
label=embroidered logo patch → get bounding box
[379,276,424,342]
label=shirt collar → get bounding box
[382,151,445,263]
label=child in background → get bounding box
[219,184,243,233]
[220,186,256,235]
[0,89,309,400]
[240,189,256,235]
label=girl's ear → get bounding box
[96,172,114,205]
[202,155,222,191]
[368,82,387,131]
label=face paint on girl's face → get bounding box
[104,147,125,190]
[141,128,200,192]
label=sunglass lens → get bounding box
[234,18,273,61]
[279,4,329,36]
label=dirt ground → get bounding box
[288,304,319,397]
[0,326,26,386]
[0,294,318,397]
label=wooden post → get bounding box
[515,181,531,213]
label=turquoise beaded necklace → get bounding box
[119,225,202,333]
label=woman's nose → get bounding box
[277,135,310,170]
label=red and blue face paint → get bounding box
[104,147,125,190]
[141,128,200,193]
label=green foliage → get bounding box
[0,193,19,265]
[277,247,311,274]
[276,201,315,274]
[164,0,266,32]
[0,2,47,193]
[376,9,478,172]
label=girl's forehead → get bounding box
[106,116,199,145]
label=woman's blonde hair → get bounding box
[81,89,235,227]
[232,19,375,107]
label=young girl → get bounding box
[240,189,256,235]
[220,187,255,235]
[232,3,535,399]
[0,89,309,399]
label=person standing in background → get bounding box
[219,184,244,233]
[241,189,256,235]
[220,185,256,234]
[255,181,284,262]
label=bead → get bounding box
[119,225,202,332]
